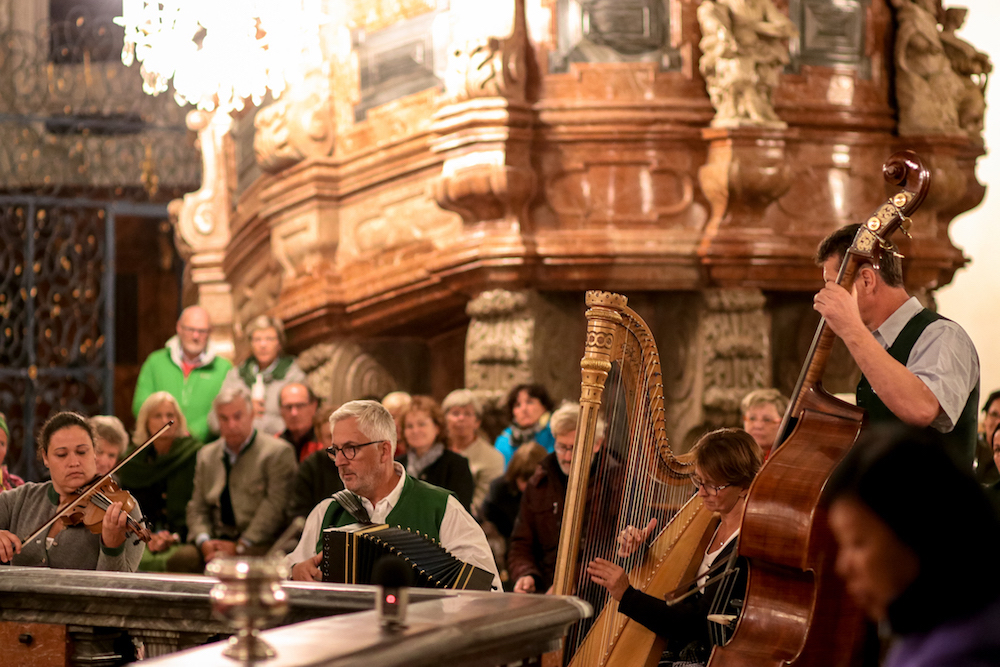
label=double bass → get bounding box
[553,151,930,667]
[709,150,930,667]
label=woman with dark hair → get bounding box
[399,395,475,510]
[586,428,763,664]
[825,424,1000,667]
[494,383,556,468]
[0,412,144,571]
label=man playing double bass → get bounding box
[813,223,980,468]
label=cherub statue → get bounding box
[890,0,964,135]
[697,0,798,128]
[939,5,991,136]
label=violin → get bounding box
[61,476,152,544]
[19,420,174,548]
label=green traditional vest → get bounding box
[317,474,452,552]
[856,308,979,469]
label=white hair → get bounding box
[331,400,398,455]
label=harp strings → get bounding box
[567,315,696,658]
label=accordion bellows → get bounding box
[321,524,494,591]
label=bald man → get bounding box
[132,306,232,443]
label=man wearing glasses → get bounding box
[132,306,232,443]
[286,400,501,589]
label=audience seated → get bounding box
[740,388,788,458]
[975,389,1000,485]
[289,405,344,521]
[173,385,297,571]
[399,396,475,510]
[117,391,202,572]
[88,416,129,477]
[285,400,500,588]
[0,413,24,492]
[132,306,232,443]
[477,441,548,588]
[495,383,556,468]
[278,382,323,462]
[825,424,1000,667]
[218,315,306,436]
[381,391,411,457]
[442,389,504,515]
[508,402,608,594]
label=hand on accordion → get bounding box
[291,553,323,582]
[616,517,657,558]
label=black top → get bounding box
[397,449,474,510]
[618,537,746,664]
[289,449,344,519]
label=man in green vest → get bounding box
[813,224,980,468]
[286,400,501,589]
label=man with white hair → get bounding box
[287,400,501,589]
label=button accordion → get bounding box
[321,524,494,591]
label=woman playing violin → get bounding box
[0,412,144,571]
[587,428,763,665]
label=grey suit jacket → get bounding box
[186,431,298,546]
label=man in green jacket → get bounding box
[132,306,232,443]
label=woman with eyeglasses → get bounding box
[586,428,763,665]
[740,388,788,458]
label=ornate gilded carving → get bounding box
[890,0,964,136]
[169,109,236,360]
[296,341,399,407]
[433,0,536,225]
[465,289,534,406]
[697,0,798,128]
[253,69,336,174]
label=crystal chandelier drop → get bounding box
[115,0,324,113]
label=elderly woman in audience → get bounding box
[289,404,344,520]
[0,412,24,492]
[443,389,504,515]
[495,383,556,468]
[117,391,201,571]
[825,424,1000,667]
[219,315,306,435]
[399,395,475,509]
[88,415,129,477]
[0,411,143,570]
[740,388,788,457]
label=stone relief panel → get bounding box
[789,0,870,76]
[465,289,535,409]
[339,178,462,262]
[297,341,401,408]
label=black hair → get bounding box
[504,383,554,420]
[824,424,1000,633]
[982,389,1000,414]
[37,411,96,463]
[815,223,903,287]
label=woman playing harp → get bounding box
[588,428,763,665]
[552,292,719,665]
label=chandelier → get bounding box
[115,0,325,113]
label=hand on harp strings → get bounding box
[616,518,658,558]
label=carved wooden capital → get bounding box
[443,0,528,104]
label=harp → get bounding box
[551,291,712,666]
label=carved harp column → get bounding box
[551,292,624,596]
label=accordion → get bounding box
[321,524,494,591]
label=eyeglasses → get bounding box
[179,325,211,336]
[691,476,731,496]
[326,440,382,460]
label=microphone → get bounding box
[373,556,413,632]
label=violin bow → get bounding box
[19,420,174,546]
